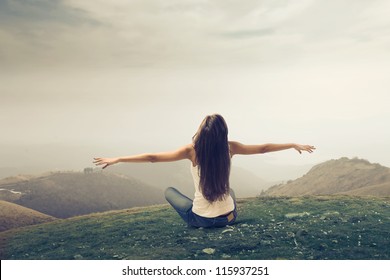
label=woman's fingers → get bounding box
[296,145,316,154]
[93,157,107,166]
[93,157,115,169]
[304,145,316,153]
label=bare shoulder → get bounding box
[183,143,196,165]
[228,141,242,156]
[179,143,194,157]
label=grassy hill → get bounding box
[0,172,165,218]
[1,196,389,260]
[0,200,56,232]
[264,158,390,197]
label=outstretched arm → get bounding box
[94,144,193,169]
[229,141,315,156]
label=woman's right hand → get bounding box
[293,144,316,154]
[93,157,120,169]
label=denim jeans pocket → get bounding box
[189,211,237,228]
[189,213,215,228]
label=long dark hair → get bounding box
[193,114,231,202]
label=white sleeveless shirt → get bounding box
[190,163,235,218]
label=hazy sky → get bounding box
[1,0,390,179]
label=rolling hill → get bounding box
[264,157,390,197]
[0,200,56,232]
[0,172,165,218]
[1,196,389,260]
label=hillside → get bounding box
[0,200,56,232]
[264,157,390,197]
[0,172,165,218]
[108,161,270,198]
[1,196,389,260]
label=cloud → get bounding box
[60,0,316,67]
[0,0,102,69]
[1,0,390,70]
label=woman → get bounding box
[94,114,315,228]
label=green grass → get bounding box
[1,196,390,260]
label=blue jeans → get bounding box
[164,187,237,228]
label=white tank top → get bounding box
[190,163,235,218]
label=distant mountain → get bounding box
[0,200,56,232]
[108,161,270,198]
[230,166,271,197]
[0,172,165,218]
[264,157,390,197]
[108,161,194,197]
